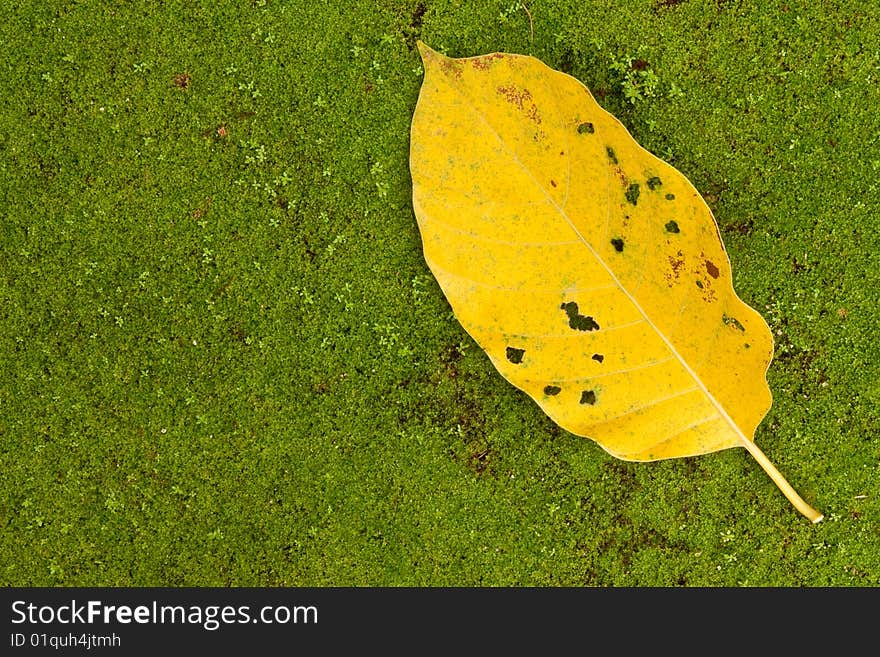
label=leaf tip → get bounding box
[416,40,437,63]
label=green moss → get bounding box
[0,0,878,587]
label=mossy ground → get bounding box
[1,1,878,586]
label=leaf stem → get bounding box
[741,439,823,523]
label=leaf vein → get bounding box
[584,386,703,427]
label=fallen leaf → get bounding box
[409,42,822,523]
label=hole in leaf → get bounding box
[665,193,675,200]
[611,238,625,252]
[647,176,662,190]
[544,385,562,396]
[577,122,595,134]
[625,183,640,205]
[606,146,618,164]
[580,390,597,405]
[560,302,600,331]
[722,314,746,332]
[665,220,680,233]
[695,280,704,289]
[592,354,604,363]
[506,346,525,364]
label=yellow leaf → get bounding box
[410,42,822,523]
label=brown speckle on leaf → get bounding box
[705,260,720,279]
[666,251,685,286]
[497,86,527,109]
[496,85,542,123]
[440,58,464,78]
[527,104,541,124]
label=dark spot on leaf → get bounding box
[592,354,604,363]
[665,220,680,233]
[722,314,746,332]
[577,122,595,134]
[560,302,600,331]
[606,146,618,164]
[544,385,561,396]
[647,176,662,190]
[744,343,751,349]
[625,183,640,205]
[580,390,597,405]
[695,280,704,289]
[665,193,675,200]
[550,179,557,188]
[506,346,525,364]
[705,260,720,279]
[611,238,625,252]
